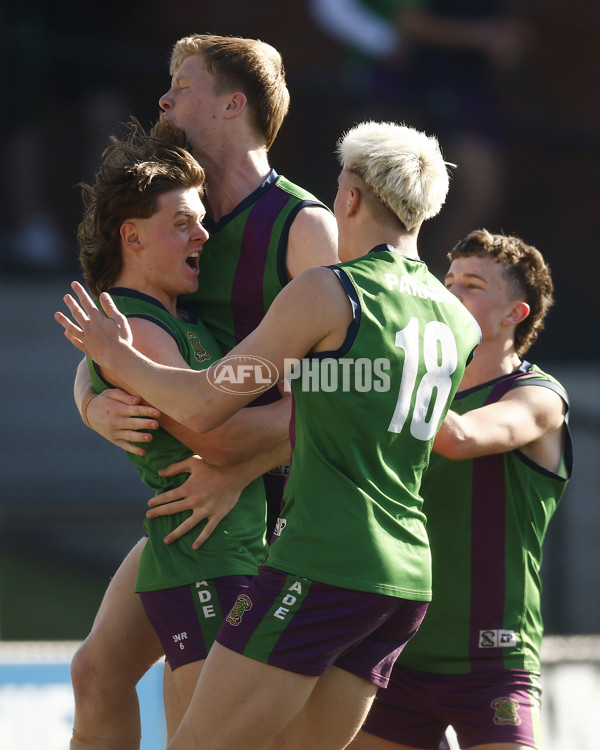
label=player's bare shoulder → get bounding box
[286,204,339,279]
[502,382,567,473]
[503,382,567,433]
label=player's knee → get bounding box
[71,638,128,701]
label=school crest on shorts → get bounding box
[490,696,522,726]
[187,331,211,363]
[226,594,253,626]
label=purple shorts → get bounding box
[362,665,542,748]
[139,576,253,670]
[215,566,428,687]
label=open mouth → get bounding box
[186,251,200,272]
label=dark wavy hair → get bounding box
[78,117,205,296]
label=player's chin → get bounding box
[180,275,199,295]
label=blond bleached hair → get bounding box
[170,34,290,150]
[336,121,451,231]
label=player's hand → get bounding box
[146,455,243,549]
[86,389,160,456]
[55,281,133,368]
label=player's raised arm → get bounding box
[56,267,352,434]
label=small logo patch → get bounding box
[479,629,518,648]
[491,696,522,726]
[226,593,253,626]
[187,332,211,363]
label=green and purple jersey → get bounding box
[184,170,331,354]
[87,289,268,592]
[397,362,572,673]
[266,245,481,600]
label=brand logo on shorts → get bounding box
[491,696,522,726]
[226,593,253,626]
[479,629,518,648]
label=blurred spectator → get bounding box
[308,0,534,273]
[0,2,159,273]
[310,0,403,59]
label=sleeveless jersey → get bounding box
[182,170,331,354]
[397,362,572,673]
[87,288,268,592]
[266,245,481,599]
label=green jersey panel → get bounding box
[87,289,268,591]
[397,363,572,673]
[266,246,481,600]
[182,171,331,353]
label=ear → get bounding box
[120,221,143,251]
[223,91,247,119]
[504,300,530,326]
[346,186,361,217]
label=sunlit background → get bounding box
[1,2,598,748]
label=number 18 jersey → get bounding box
[266,245,481,600]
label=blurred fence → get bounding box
[0,637,599,750]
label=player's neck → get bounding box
[459,339,522,391]
[349,224,420,262]
[112,270,179,318]
[389,234,420,260]
[196,144,272,222]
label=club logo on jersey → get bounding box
[491,696,522,726]
[207,355,279,394]
[187,332,211,363]
[226,594,253,626]
[479,629,518,648]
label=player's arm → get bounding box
[285,204,339,279]
[100,317,290,465]
[74,356,161,455]
[433,385,567,472]
[146,439,291,549]
[56,270,352,434]
[74,337,289,464]
[397,7,531,68]
[159,390,291,465]
[88,317,291,546]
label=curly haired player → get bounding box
[351,230,572,750]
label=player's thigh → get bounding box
[170,642,317,750]
[201,642,316,724]
[163,659,205,741]
[309,666,378,736]
[84,537,162,675]
[267,666,379,750]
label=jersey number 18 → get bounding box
[388,317,458,441]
